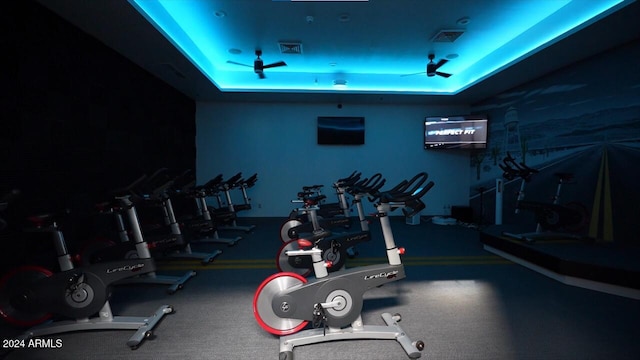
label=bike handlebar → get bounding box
[349,173,386,196]
[501,152,538,181]
[335,171,361,186]
[370,172,433,204]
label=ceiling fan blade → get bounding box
[227,60,253,68]
[400,72,426,77]
[262,61,287,69]
[258,72,266,79]
[436,71,452,78]
[434,59,448,70]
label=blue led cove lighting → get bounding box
[129,0,629,95]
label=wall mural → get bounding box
[468,39,640,245]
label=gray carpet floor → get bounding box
[1,217,639,360]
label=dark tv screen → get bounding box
[424,115,488,149]
[317,116,365,145]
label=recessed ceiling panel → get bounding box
[128,0,632,95]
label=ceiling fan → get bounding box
[226,50,287,79]
[402,53,452,78]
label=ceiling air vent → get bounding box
[430,30,465,43]
[278,41,303,54]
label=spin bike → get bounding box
[276,173,387,276]
[0,197,173,350]
[279,171,362,242]
[303,171,362,217]
[92,170,223,265]
[253,173,433,360]
[133,173,224,262]
[499,153,589,242]
[181,174,243,246]
[209,172,257,233]
[80,194,196,294]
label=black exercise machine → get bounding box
[500,153,589,242]
[276,173,387,276]
[279,171,361,242]
[208,173,257,233]
[0,191,173,351]
[253,173,433,359]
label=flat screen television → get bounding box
[424,115,488,150]
[317,116,365,145]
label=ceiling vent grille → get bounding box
[278,41,303,54]
[431,30,465,43]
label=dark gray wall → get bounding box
[1,1,195,211]
[1,1,196,269]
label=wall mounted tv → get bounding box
[424,115,488,150]
[317,116,365,145]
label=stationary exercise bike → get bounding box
[303,171,362,218]
[253,173,433,360]
[173,173,243,246]
[0,194,173,350]
[209,172,257,233]
[80,194,197,294]
[88,172,200,259]
[276,173,387,276]
[500,153,589,242]
[279,172,362,242]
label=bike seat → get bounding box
[297,191,315,198]
[304,195,326,206]
[302,185,323,192]
[27,214,55,225]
